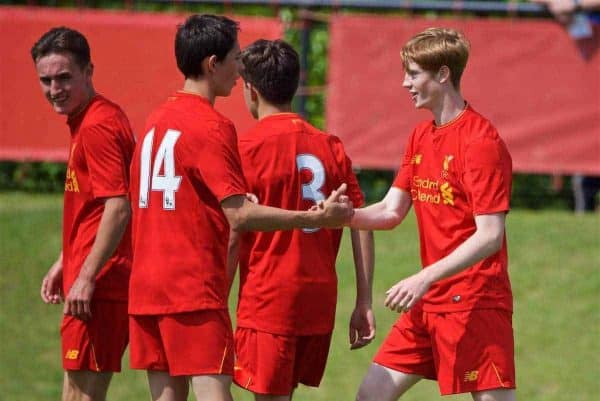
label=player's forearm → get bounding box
[226,229,240,291]
[224,198,319,232]
[244,202,323,231]
[349,187,412,230]
[223,192,351,232]
[421,214,505,285]
[350,189,412,230]
[351,229,375,306]
[78,196,130,281]
[351,205,402,230]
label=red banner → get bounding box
[327,15,600,174]
[0,6,282,161]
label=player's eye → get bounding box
[40,77,51,85]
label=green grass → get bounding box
[1,192,598,400]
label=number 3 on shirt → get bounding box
[296,154,325,233]
[139,128,182,210]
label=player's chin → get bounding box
[53,107,69,115]
[52,103,73,115]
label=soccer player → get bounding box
[128,15,353,401]
[230,39,376,401]
[32,27,135,401]
[350,28,516,401]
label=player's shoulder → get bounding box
[84,94,128,122]
[408,119,434,143]
[297,119,344,146]
[152,93,235,134]
[457,107,504,150]
[78,94,132,135]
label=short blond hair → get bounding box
[401,28,470,89]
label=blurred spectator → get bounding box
[534,0,600,213]
[532,0,600,26]
[572,174,600,213]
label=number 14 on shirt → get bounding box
[139,128,182,210]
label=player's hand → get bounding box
[384,270,431,313]
[318,183,354,227]
[245,193,259,204]
[349,303,376,350]
[41,258,63,304]
[63,276,95,321]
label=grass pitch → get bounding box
[0,192,598,400]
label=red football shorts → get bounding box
[129,309,234,376]
[61,300,128,372]
[233,328,332,395]
[374,306,515,395]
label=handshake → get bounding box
[308,183,355,228]
[245,184,354,229]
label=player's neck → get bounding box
[182,79,215,105]
[257,102,292,120]
[430,90,465,126]
[67,87,96,119]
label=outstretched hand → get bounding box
[313,183,354,227]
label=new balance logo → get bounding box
[464,370,479,382]
[411,154,423,165]
[65,349,79,360]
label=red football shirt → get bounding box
[63,94,135,302]
[236,113,365,335]
[129,92,247,315]
[393,105,513,312]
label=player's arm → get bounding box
[349,187,412,230]
[225,193,259,295]
[384,212,506,312]
[349,229,376,350]
[226,230,240,296]
[41,251,63,304]
[63,196,130,320]
[221,183,352,232]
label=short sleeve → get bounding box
[463,135,512,215]
[392,130,416,191]
[80,118,130,198]
[193,121,248,202]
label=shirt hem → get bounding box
[129,304,228,315]
[236,320,334,336]
[421,303,513,313]
[93,190,129,199]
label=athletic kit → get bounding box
[61,94,135,371]
[128,91,247,375]
[375,105,515,394]
[233,113,364,394]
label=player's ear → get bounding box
[84,62,94,78]
[83,62,94,87]
[438,65,451,84]
[203,55,218,75]
[250,84,258,102]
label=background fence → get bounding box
[1,0,598,208]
